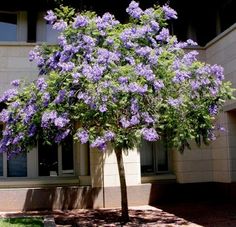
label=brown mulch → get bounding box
[1,201,236,226]
[53,207,191,226]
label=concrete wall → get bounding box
[90,147,141,188]
[0,44,37,95]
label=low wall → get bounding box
[0,182,236,211]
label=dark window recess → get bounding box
[62,135,74,173]
[27,10,36,42]
[38,142,58,176]
[0,12,17,41]
[7,153,27,177]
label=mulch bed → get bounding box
[1,201,236,226]
[53,208,191,226]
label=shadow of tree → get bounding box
[22,186,102,211]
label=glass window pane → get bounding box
[0,13,17,41]
[154,140,169,172]
[38,142,58,176]
[7,153,27,177]
[62,135,74,175]
[140,139,154,174]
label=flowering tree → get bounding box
[0,1,234,221]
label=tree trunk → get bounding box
[114,147,129,222]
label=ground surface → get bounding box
[0,201,236,226]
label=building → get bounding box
[0,0,235,211]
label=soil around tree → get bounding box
[0,201,236,226]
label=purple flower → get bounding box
[142,112,155,124]
[28,124,37,137]
[118,77,128,84]
[162,5,177,20]
[168,98,182,107]
[210,64,224,81]
[191,81,200,90]
[126,1,143,19]
[91,137,106,151]
[172,71,190,83]
[153,80,164,91]
[42,92,50,106]
[54,116,70,128]
[58,61,75,72]
[128,83,148,94]
[135,47,152,57]
[82,64,104,82]
[54,90,66,104]
[0,109,10,123]
[182,51,198,65]
[104,131,115,141]
[142,128,159,141]
[144,8,154,17]
[72,72,81,79]
[131,98,139,114]
[209,104,218,116]
[76,129,89,144]
[130,115,140,125]
[156,28,170,41]
[120,117,130,128]
[36,77,47,92]
[73,15,88,28]
[150,21,159,31]
[53,20,67,31]
[186,39,197,46]
[11,79,20,87]
[11,101,20,109]
[55,129,70,143]
[12,133,24,144]
[44,10,57,24]
[99,105,107,113]
[41,110,57,128]
[23,104,37,124]
[125,56,135,65]
[135,64,155,81]
[0,88,18,102]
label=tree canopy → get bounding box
[0,1,233,158]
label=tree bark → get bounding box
[115,147,129,222]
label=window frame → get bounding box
[0,11,27,42]
[140,139,171,176]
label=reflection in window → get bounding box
[0,13,17,41]
[7,153,27,177]
[38,137,75,177]
[38,142,58,176]
[140,139,169,175]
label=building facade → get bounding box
[0,0,235,211]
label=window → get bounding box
[38,136,74,177]
[0,11,27,42]
[0,124,27,177]
[0,12,17,41]
[140,139,169,175]
[7,153,27,177]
